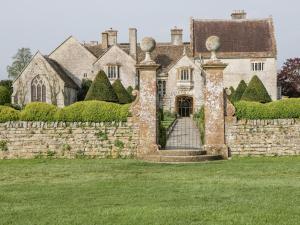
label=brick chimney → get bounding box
[171,27,183,45]
[231,10,247,20]
[101,32,108,49]
[129,28,137,60]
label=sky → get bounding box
[0,0,299,79]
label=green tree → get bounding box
[84,70,118,102]
[0,80,13,94]
[0,86,11,105]
[231,80,247,102]
[7,48,32,80]
[77,79,92,101]
[112,80,132,104]
[241,75,272,103]
[126,86,134,101]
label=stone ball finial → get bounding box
[140,37,156,64]
[205,36,221,60]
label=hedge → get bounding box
[112,79,132,104]
[0,106,20,122]
[20,102,58,121]
[0,86,11,105]
[230,80,247,103]
[235,99,300,120]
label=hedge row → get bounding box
[0,101,131,123]
[235,99,300,120]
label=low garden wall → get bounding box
[0,118,139,159]
[226,118,300,156]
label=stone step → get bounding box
[141,154,223,163]
[158,149,207,156]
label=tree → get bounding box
[0,86,11,105]
[77,79,92,101]
[231,80,247,102]
[112,80,132,104]
[0,80,13,94]
[85,70,118,102]
[278,58,300,97]
[7,48,32,80]
[241,75,272,103]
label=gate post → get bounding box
[202,36,228,159]
[135,37,160,156]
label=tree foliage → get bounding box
[7,48,32,80]
[241,75,272,103]
[77,79,92,101]
[278,58,300,97]
[0,80,13,94]
[0,86,11,105]
[112,80,132,104]
[84,70,118,102]
[230,80,247,102]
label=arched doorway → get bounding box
[176,96,193,117]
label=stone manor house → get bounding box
[12,11,278,116]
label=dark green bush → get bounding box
[228,86,235,101]
[231,80,247,103]
[159,124,167,148]
[77,79,92,101]
[235,99,300,119]
[126,86,134,101]
[0,106,20,122]
[193,106,205,144]
[0,86,11,105]
[0,80,13,94]
[85,71,118,102]
[20,102,58,121]
[241,75,272,103]
[112,79,132,104]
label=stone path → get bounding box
[165,117,201,150]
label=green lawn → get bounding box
[0,157,299,225]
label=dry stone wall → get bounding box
[0,119,138,159]
[226,118,300,156]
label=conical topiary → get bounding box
[231,80,247,103]
[241,75,272,103]
[112,79,132,104]
[126,86,136,101]
[85,70,118,102]
[228,86,235,101]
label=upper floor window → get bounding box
[178,68,193,81]
[251,62,265,71]
[158,80,166,97]
[31,75,46,102]
[107,65,120,79]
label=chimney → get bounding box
[231,10,247,20]
[129,28,137,60]
[102,32,108,49]
[171,27,183,45]
[106,28,118,46]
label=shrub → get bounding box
[0,86,11,105]
[56,101,130,122]
[235,99,300,120]
[20,102,58,121]
[231,80,247,102]
[77,79,92,101]
[241,75,272,103]
[0,80,13,94]
[0,106,20,122]
[85,70,118,102]
[159,124,167,148]
[228,86,235,101]
[126,86,135,101]
[193,106,205,144]
[112,79,132,104]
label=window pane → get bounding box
[31,85,36,101]
[37,84,42,102]
[42,85,46,102]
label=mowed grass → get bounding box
[0,157,299,225]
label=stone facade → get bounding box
[0,120,139,159]
[226,118,300,156]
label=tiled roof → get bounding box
[191,18,277,58]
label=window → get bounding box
[158,80,166,97]
[178,68,193,81]
[107,65,120,79]
[31,75,46,102]
[251,62,265,71]
[83,73,88,78]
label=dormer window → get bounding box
[107,65,120,79]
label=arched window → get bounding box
[31,75,46,102]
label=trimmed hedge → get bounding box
[112,79,132,104]
[85,71,118,102]
[235,99,300,120]
[241,75,272,103]
[231,80,247,103]
[0,106,20,122]
[20,102,58,121]
[0,86,11,105]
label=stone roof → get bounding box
[191,18,277,58]
[44,57,79,89]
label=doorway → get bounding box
[176,96,193,117]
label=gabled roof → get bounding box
[191,18,277,58]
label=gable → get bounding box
[168,55,201,73]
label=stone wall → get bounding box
[0,119,139,159]
[226,118,300,156]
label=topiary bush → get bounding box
[85,70,118,102]
[230,80,247,103]
[112,79,132,104]
[241,75,272,103]
[235,99,300,120]
[77,79,92,101]
[0,86,11,105]
[228,86,235,102]
[20,102,58,121]
[0,106,20,122]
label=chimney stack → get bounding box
[171,27,183,45]
[231,10,247,20]
[106,28,118,46]
[102,32,108,49]
[129,28,137,60]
